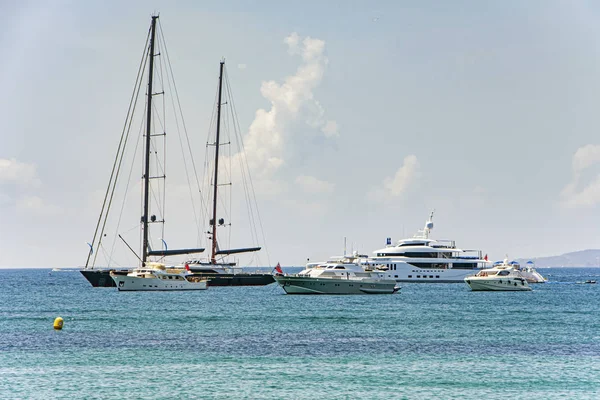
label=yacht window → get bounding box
[429,275,433,278]
[394,275,398,278]
[416,275,421,278]
[436,276,440,278]
[334,266,345,269]
[408,275,412,278]
[498,270,510,276]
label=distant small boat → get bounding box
[51,268,62,272]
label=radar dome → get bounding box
[426,221,434,230]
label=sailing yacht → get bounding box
[177,61,274,286]
[365,211,488,283]
[80,16,207,290]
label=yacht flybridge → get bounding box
[365,212,488,283]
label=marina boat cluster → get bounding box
[84,208,548,294]
[272,212,547,294]
[77,16,547,295]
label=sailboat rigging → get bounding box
[208,61,261,264]
[182,60,273,285]
[80,15,207,289]
[80,17,273,287]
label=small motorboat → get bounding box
[274,253,400,295]
[110,263,208,291]
[464,268,531,291]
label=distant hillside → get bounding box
[516,249,600,268]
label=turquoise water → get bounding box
[1,268,599,399]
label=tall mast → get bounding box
[142,15,158,266]
[211,61,225,264]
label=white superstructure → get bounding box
[365,211,488,283]
[110,263,208,291]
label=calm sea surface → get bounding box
[1,267,599,399]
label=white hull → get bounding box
[111,275,208,291]
[274,276,399,295]
[521,270,546,283]
[464,277,531,291]
[377,262,480,283]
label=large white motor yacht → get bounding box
[365,212,488,283]
[464,261,532,291]
[110,263,208,291]
[273,254,400,295]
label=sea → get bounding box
[0,267,599,399]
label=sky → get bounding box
[2,0,600,268]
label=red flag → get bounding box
[275,262,283,274]
[185,263,190,271]
[483,254,488,261]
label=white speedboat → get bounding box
[274,254,400,295]
[520,260,547,283]
[110,263,208,291]
[365,211,488,283]
[464,262,532,291]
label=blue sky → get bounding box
[2,1,600,267]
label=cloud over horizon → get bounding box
[382,155,419,198]
[238,32,337,183]
[561,144,600,208]
[0,158,40,187]
[295,175,335,194]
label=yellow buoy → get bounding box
[53,317,64,330]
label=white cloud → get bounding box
[282,198,327,216]
[238,32,337,181]
[382,155,419,197]
[572,144,600,174]
[0,158,40,187]
[561,144,600,208]
[16,195,61,215]
[321,120,339,137]
[561,175,600,208]
[295,175,335,194]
